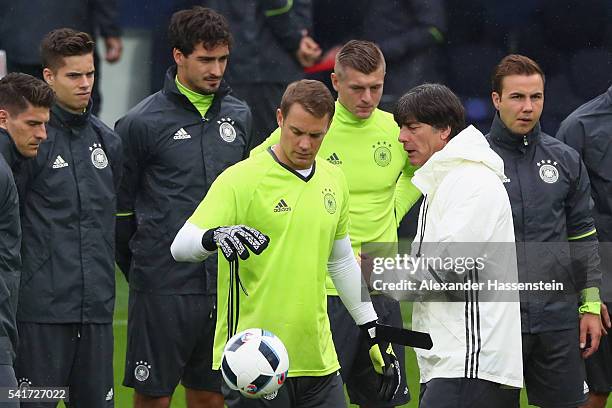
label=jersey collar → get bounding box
[334,100,376,128]
[267,146,316,182]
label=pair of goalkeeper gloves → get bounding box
[202,225,269,261]
[359,320,402,401]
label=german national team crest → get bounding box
[218,117,237,143]
[373,141,392,167]
[537,159,559,184]
[18,377,32,391]
[322,188,337,214]
[89,143,108,169]
[134,361,152,382]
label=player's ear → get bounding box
[491,92,501,110]
[331,72,339,92]
[42,68,55,86]
[276,108,283,128]
[172,48,184,66]
[0,109,9,128]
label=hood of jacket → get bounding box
[412,125,506,195]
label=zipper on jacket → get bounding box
[416,195,429,257]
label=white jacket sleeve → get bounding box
[171,222,216,262]
[327,235,378,325]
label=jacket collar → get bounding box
[50,100,92,129]
[488,112,541,152]
[162,66,231,117]
[0,127,27,169]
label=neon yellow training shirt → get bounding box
[251,101,422,294]
[188,149,350,376]
[175,76,214,117]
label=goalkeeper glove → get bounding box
[202,225,270,261]
[359,320,401,401]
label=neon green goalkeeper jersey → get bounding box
[188,149,350,377]
[251,101,421,294]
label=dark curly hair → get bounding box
[169,7,233,56]
[40,28,95,71]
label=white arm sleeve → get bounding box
[171,222,217,262]
[327,235,378,325]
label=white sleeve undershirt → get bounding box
[327,235,378,325]
[170,222,216,262]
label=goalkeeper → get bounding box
[251,40,420,407]
[172,79,402,407]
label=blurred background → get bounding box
[2,0,611,136]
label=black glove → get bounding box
[359,320,401,401]
[202,225,270,261]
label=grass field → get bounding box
[107,271,606,407]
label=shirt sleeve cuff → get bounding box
[579,287,601,314]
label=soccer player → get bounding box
[171,79,401,407]
[395,83,523,407]
[114,7,252,408]
[556,83,612,408]
[486,54,602,408]
[0,73,53,401]
[0,73,52,162]
[251,40,419,407]
[13,29,122,407]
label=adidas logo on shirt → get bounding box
[173,128,191,140]
[327,152,342,165]
[105,388,114,401]
[273,199,291,212]
[52,155,69,169]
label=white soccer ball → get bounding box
[221,328,290,399]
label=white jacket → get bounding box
[411,125,523,388]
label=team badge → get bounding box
[18,378,32,391]
[134,361,152,382]
[218,117,237,143]
[537,160,559,184]
[373,141,392,167]
[89,143,108,169]
[322,188,337,214]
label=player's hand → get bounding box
[580,312,603,358]
[601,303,611,335]
[104,37,123,63]
[359,320,401,401]
[202,225,269,261]
[295,31,321,68]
